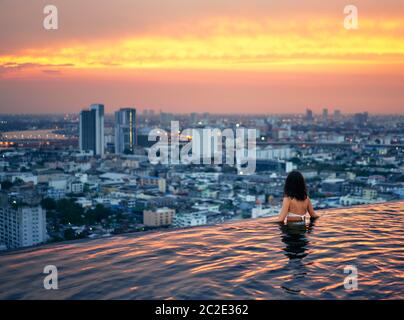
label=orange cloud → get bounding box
[1,16,404,77]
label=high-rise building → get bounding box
[305,109,313,121]
[203,112,210,124]
[354,112,369,126]
[190,112,198,124]
[322,108,329,121]
[334,109,342,121]
[115,108,137,154]
[160,112,174,126]
[79,104,105,156]
[0,196,47,249]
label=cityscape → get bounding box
[0,0,403,302]
[0,108,403,250]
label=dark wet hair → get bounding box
[284,171,308,201]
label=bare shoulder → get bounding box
[283,196,291,204]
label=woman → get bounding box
[277,171,319,223]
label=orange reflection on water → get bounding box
[0,201,402,299]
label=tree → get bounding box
[63,228,76,240]
[85,204,111,224]
[56,198,85,225]
[14,178,24,185]
[83,183,90,193]
[242,212,252,219]
[290,157,302,165]
[41,198,56,211]
[64,227,87,240]
[0,180,13,190]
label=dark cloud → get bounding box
[41,69,62,75]
[0,62,74,69]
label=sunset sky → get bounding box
[0,0,403,114]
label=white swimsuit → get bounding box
[287,212,306,221]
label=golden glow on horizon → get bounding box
[1,17,404,74]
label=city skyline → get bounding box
[1,0,403,304]
[1,0,404,114]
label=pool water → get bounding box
[0,201,403,299]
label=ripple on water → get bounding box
[0,202,403,299]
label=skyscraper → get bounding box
[305,109,314,122]
[79,104,105,156]
[334,109,342,121]
[354,112,369,126]
[115,108,137,154]
[322,108,329,121]
[190,112,198,124]
[160,112,174,126]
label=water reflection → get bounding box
[279,219,316,296]
[0,202,402,299]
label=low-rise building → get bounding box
[362,188,378,200]
[251,204,279,219]
[143,207,175,227]
[339,195,383,206]
[75,197,92,208]
[173,212,207,228]
[68,180,84,194]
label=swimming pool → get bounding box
[0,201,403,299]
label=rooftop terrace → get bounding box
[0,201,403,299]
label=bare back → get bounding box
[288,198,309,215]
[277,196,318,223]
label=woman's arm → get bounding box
[277,197,290,223]
[307,197,320,218]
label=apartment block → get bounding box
[0,203,47,249]
[143,207,175,227]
